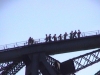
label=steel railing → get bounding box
[0,30,100,51]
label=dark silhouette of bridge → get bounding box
[0,30,100,75]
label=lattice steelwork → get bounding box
[0,61,13,74]
[0,60,25,75]
[46,55,76,75]
[46,49,100,75]
[3,61,42,75]
[1,56,59,75]
[1,49,100,75]
[46,55,60,67]
[73,49,100,73]
[4,61,25,75]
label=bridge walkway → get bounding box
[0,30,100,63]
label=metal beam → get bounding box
[1,55,60,75]
[94,70,100,75]
[25,54,39,75]
[0,35,100,62]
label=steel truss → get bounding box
[45,49,100,75]
[46,49,100,75]
[0,61,24,75]
[0,61,13,74]
[0,55,60,75]
[73,49,100,73]
[1,49,100,75]
[6,61,25,75]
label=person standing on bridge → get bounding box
[77,30,81,38]
[28,37,32,45]
[64,32,68,40]
[73,30,77,38]
[31,38,34,44]
[52,34,57,41]
[49,34,52,42]
[58,34,62,41]
[70,31,73,39]
[45,34,48,42]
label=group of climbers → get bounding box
[70,30,81,39]
[45,32,68,42]
[45,30,81,42]
[28,30,81,44]
[28,37,34,45]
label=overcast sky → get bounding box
[0,0,100,75]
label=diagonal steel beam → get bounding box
[0,61,13,74]
[94,70,100,75]
[0,60,25,75]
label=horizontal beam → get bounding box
[0,35,100,62]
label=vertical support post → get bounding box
[25,53,57,75]
[25,54,39,75]
[31,54,39,75]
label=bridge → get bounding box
[0,30,100,75]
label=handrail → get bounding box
[0,30,100,51]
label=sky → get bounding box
[0,0,100,75]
